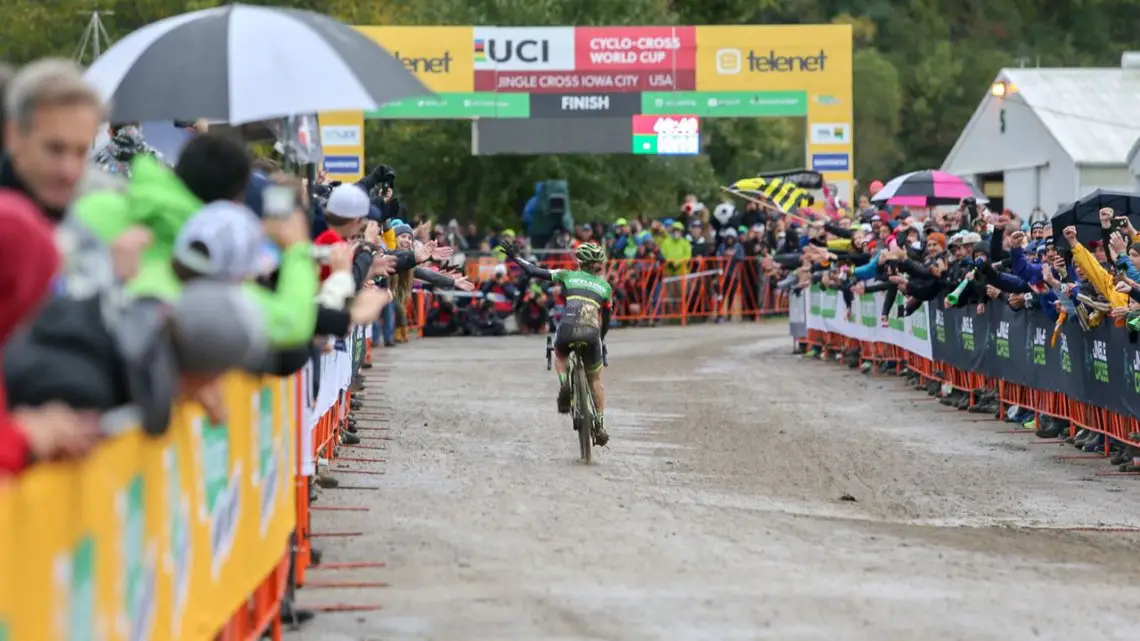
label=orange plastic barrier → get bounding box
[464,256,789,324]
[293,374,355,588]
[801,331,1140,453]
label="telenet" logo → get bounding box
[715,48,827,74]
[395,50,453,74]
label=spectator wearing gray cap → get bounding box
[171,200,319,352]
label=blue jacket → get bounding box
[1117,255,1140,282]
[717,241,744,260]
[853,250,883,282]
[522,182,543,231]
[1009,246,1043,286]
[991,270,1032,293]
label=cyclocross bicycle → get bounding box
[546,334,607,464]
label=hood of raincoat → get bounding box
[72,155,204,299]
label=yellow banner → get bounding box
[356,26,474,93]
[0,484,13,641]
[696,25,855,204]
[318,111,365,184]
[3,372,296,641]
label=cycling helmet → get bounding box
[575,242,606,264]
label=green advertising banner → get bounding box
[641,91,807,117]
[366,93,530,119]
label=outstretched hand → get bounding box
[431,243,454,261]
[414,240,436,264]
[498,240,518,260]
[452,275,475,292]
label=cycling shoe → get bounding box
[593,420,609,447]
[557,384,571,414]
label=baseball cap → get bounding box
[615,217,628,226]
[325,184,370,219]
[174,201,265,280]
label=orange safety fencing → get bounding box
[292,336,365,591]
[459,256,789,324]
[801,330,1140,454]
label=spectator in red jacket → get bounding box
[0,189,99,474]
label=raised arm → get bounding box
[499,241,558,281]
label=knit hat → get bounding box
[391,222,413,237]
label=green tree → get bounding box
[6,0,1140,221]
[851,48,901,184]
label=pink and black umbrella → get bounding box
[870,170,987,207]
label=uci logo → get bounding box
[474,38,549,65]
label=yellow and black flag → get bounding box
[729,176,815,213]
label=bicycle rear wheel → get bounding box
[572,355,593,464]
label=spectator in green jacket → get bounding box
[69,135,318,348]
[659,220,692,277]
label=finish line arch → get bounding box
[319,24,853,203]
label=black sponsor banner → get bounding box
[923,302,1140,416]
[930,303,988,373]
[529,92,642,118]
[987,303,1028,384]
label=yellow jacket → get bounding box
[827,238,853,253]
[1071,241,1129,308]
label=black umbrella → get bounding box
[84,4,430,124]
[1050,189,1140,246]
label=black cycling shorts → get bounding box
[554,322,603,372]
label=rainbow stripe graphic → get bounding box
[473,38,486,62]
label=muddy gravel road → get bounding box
[290,323,1140,641]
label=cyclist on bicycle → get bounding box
[499,241,612,446]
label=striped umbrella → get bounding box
[84,4,430,125]
[729,177,814,213]
[870,170,987,207]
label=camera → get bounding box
[962,196,979,221]
[375,165,396,192]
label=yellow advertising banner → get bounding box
[0,484,13,641]
[696,25,854,203]
[318,110,365,184]
[2,372,296,641]
[356,26,474,93]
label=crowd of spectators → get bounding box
[411,195,809,336]
[0,57,477,628]
[768,191,1140,470]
